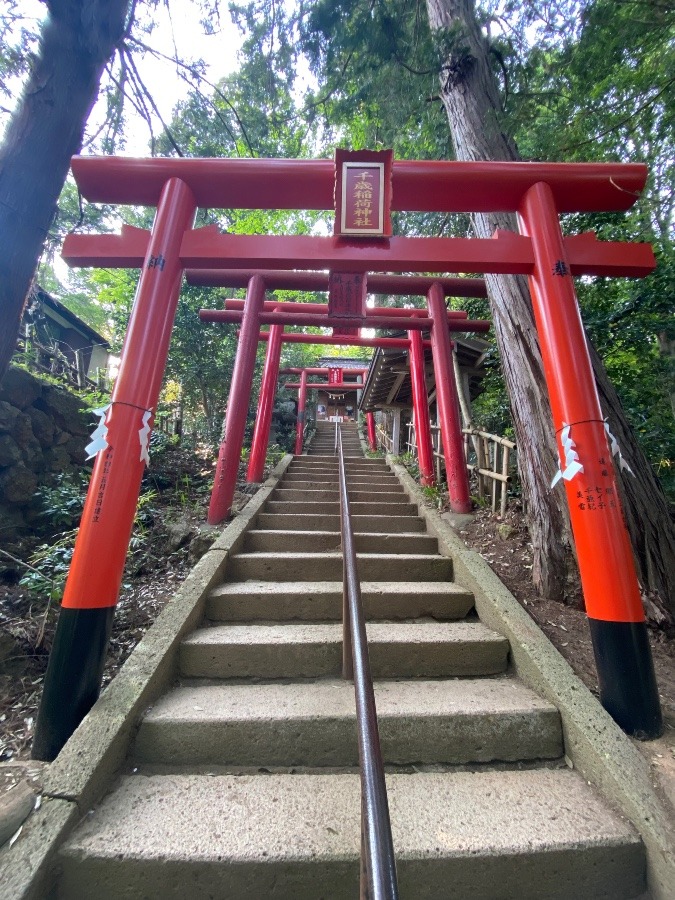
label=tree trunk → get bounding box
[0,0,131,383]
[426,0,569,600]
[425,0,675,618]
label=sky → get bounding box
[1,1,244,155]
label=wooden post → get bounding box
[208,275,266,525]
[391,409,401,456]
[519,180,661,738]
[33,177,197,761]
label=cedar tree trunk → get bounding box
[0,0,132,383]
[425,0,675,618]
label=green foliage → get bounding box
[393,452,420,481]
[19,483,161,602]
[265,443,286,468]
[34,473,89,531]
[19,530,77,603]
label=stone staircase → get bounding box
[55,421,646,898]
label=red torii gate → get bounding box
[201,304,489,512]
[203,302,487,519]
[279,376,364,455]
[32,154,661,764]
[197,269,490,501]
[279,368,368,461]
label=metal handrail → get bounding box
[336,426,399,900]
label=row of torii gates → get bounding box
[197,270,491,522]
[33,150,662,762]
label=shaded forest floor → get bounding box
[1,446,673,809]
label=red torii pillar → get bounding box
[207,276,266,525]
[408,329,435,487]
[519,182,661,737]
[427,284,472,513]
[366,412,377,452]
[32,178,198,760]
[295,369,309,455]
[247,323,284,483]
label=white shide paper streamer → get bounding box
[84,404,111,460]
[604,419,635,476]
[551,422,584,489]
[139,410,152,466]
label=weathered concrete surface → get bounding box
[283,473,398,484]
[255,512,426,532]
[179,621,509,679]
[273,487,410,503]
[0,797,78,900]
[133,676,562,766]
[207,579,474,621]
[244,528,438,554]
[0,781,36,848]
[226,551,453,582]
[388,454,675,899]
[57,770,644,900]
[265,499,420,516]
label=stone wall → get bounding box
[0,366,92,534]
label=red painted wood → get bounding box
[64,227,655,278]
[199,308,490,333]
[295,370,308,455]
[519,183,644,624]
[222,299,468,319]
[280,367,369,375]
[427,284,472,514]
[409,330,435,487]
[256,332,427,349]
[70,156,647,213]
[282,382,363,390]
[187,270,487,297]
[366,412,377,452]
[247,323,283,483]
[208,276,266,524]
[62,178,197,609]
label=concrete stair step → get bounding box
[265,500,420,516]
[244,530,438,555]
[277,481,405,494]
[282,473,398,484]
[273,488,409,503]
[133,677,563,767]
[288,472,390,481]
[58,769,644,900]
[255,513,426,533]
[290,457,386,466]
[207,580,474,621]
[265,500,418,518]
[179,621,507,678]
[226,551,453,582]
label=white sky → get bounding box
[2,1,244,155]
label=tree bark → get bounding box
[426,0,569,600]
[425,0,675,618]
[0,0,131,383]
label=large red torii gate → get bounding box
[32,154,661,764]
